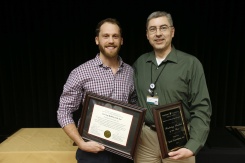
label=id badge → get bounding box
[146,96,159,105]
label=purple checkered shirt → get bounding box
[57,54,137,128]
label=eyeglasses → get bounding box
[147,25,173,34]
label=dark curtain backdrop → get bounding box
[1,0,245,136]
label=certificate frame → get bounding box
[77,92,146,160]
[152,101,189,158]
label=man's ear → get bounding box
[95,37,99,45]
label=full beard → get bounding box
[98,44,121,58]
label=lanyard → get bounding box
[149,62,167,96]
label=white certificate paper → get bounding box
[88,104,133,146]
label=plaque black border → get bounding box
[77,92,146,160]
[152,101,189,158]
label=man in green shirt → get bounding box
[133,11,212,163]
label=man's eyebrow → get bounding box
[149,24,169,27]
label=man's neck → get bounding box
[155,46,172,59]
[99,54,119,74]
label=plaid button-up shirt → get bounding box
[57,54,137,128]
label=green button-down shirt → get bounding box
[133,46,212,155]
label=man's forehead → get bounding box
[100,23,120,33]
[148,17,170,26]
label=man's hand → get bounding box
[78,141,105,153]
[168,148,193,160]
[62,124,105,153]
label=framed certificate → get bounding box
[77,92,146,160]
[152,101,189,158]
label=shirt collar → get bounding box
[146,45,178,64]
[94,54,124,68]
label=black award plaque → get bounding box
[152,101,189,158]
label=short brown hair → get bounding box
[95,18,122,36]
